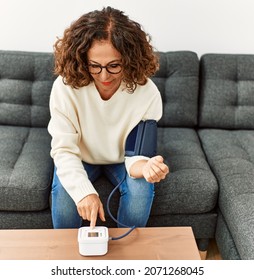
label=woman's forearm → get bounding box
[129,156,169,183]
[129,159,148,178]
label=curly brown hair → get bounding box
[54,6,159,92]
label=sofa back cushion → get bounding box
[0,50,55,127]
[199,54,254,129]
[152,51,199,127]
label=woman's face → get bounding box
[87,40,123,100]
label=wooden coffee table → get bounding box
[0,227,200,260]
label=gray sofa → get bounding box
[0,50,253,259]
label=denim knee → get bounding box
[117,176,154,227]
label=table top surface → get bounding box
[0,227,201,260]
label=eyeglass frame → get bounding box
[86,62,123,75]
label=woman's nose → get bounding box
[99,68,111,80]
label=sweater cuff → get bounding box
[71,180,99,205]
[124,155,150,178]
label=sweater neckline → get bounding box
[91,82,125,104]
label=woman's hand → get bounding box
[77,194,105,229]
[142,155,169,183]
[129,155,169,183]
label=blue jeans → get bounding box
[51,162,154,229]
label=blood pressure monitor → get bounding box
[78,226,109,256]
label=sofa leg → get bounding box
[196,238,210,251]
[196,238,210,259]
[199,250,207,260]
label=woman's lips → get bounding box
[102,81,112,86]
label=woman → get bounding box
[48,6,169,229]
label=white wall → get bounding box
[1,0,254,56]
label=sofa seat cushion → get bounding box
[0,125,53,211]
[150,127,218,215]
[199,129,254,259]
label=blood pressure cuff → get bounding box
[125,120,157,157]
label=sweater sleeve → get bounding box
[48,79,98,204]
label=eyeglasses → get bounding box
[87,63,122,74]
